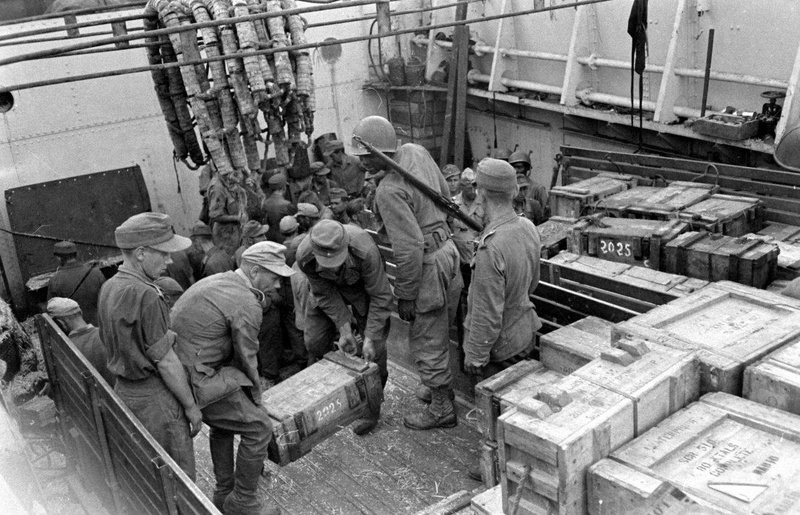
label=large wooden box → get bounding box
[539,316,614,375]
[498,375,635,514]
[567,216,688,269]
[613,281,800,394]
[589,393,800,514]
[591,186,662,217]
[263,352,382,465]
[678,194,764,236]
[743,335,800,415]
[596,182,716,220]
[747,231,800,281]
[538,219,573,259]
[475,360,563,486]
[550,172,638,220]
[663,231,778,288]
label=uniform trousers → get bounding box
[115,375,196,479]
[202,388,272,463]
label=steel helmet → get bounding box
[490,148,513,161]
[508,150,531,167]
[351,116,397,155]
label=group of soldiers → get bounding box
[44,115,544,515]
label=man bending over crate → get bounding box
[296,219,393,435]
[463,158,543,480]
[171,242,295,515]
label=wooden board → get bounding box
[549,173,637,220]
[678,194,765,236]
[613,281,800,395]
[625,182,718,220]
[595,393,800,515]
[474,360,563,487]
[567,216,688,269]
[471,485,502,515]
[743,335,800,415]
[539,316,614,375]
[263,352,383,465]
[498,374,635,514]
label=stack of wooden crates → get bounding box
[388,89,445,158]
[475,280,800,514]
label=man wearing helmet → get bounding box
[509,150,549,224]
[352,116,463,430]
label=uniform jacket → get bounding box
[374,144,452,303]
[327,154,366,197]
[48,261,106,326]
[202,245,234,278]
[171,270,263,408]
[296,225,393,341]
[69,324,114,386]
[452,193,486,265]
[206,175,244,223]
[263,191,297,243]
[464,213,543,365]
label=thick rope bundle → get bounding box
[143,0,316,184]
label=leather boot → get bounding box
[222,457,281,515]
[415,384,454,404]
[209,432,235,511]
[403,386,457,430]
[352,405,380,436]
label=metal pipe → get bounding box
[467,70,562,96]
[0,13,148,42]
[0,1,146,27]
[0,0,612,92]
[416,38,788,89]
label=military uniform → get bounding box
[201,245,235,278]
[98,263,196,478]
[328,154,366,197]
[263,191,297,243]
[526,182,549,225]
[207,175,244,254]
[374,144,463,392]
[166,249,194,290]
[47,262,105,326]
[296,223,392,386]
[69,324,115,386]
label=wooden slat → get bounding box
[534,282,639,323]
[557,278,655,313]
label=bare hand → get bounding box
[337,324,357,355]
[464,362,484,376]
[397,298,416,322]
[185,405,203,437]
[362,337,376,362]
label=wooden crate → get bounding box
[475,360,563,486]
[613,281,800,395]
[678,194,765,236]
[573,336,700,436]
[590,393,800,515]
[758,222,800,244]
[567,216,688,269]
[591,186,662,217]
[550,172,638,220]
[746,232,800,281]
[263,352,382,465]
[625,182,718,220]
[538,219,573,259]
[663,232,778,288]
[539,316,614,375]
[498,374,635,515]
[743,335,800,415]
[471,485,503,515]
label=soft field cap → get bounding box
[268,173,287,189]
[47,297,81,317]
[476,158,517,193]
[309,219,349,268]
[296,203,320,218]
[279,215,299,234]
[329,188,348,201]
[115,212,191,253]
[442,164,460,179]
[54,241,77,255]
[310,161,330,176]
[241,241,295,277]
[242,220,269,239]
[324,140,345,156]
[460,167,476,184]
[191,221,212,237]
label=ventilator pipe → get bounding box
[467,70,562,96]
[416,38,789,90]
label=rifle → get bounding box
[353,136,483,233]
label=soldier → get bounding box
[201,239,235,279]
[295,202,321,233]
[442,164,461,200]
[296,219,392,435]
[509,150,549,224]
[234,220,269,267]
[187,221,214,279]
[47,241,106,326]
[263,173,297,244]
[47,297,114,386]
[206,170,245,255]
[329,188,351,225]
[325,139,366,198]
[353,115,463,430]
[171,242,294,515]
[452,168,486,291]
[462,159,542,479]
[98,212,201,478]
[154,276,184,311]
[310,161,337,206]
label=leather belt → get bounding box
[423,227,451,254]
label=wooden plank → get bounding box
[557,278,655,313]
[534,282,639,323]
[653,0,687,123]
[471,485,501,515]
[559,5,587,107]
[539,316,614,375]
[415,489,474,515]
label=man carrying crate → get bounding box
[296,219,393,435]
[171,242,295,515]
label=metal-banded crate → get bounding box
[613,281,800,395]
[550,172,638,220]
[589,393,800,514]
[567,215,688,269]
[663,231,779,288]
[678,193,765,236]
[263,352,382,465]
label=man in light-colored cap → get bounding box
[187,221,214,279]
[463,158,542,482]
[279,215,299,241]
[234,220,269,267]
[441,164,461,199]
[97,212,200,478]
[310,161,337,206]
[451,167,486,291]
[329,187,351,225]
[171,241,293,515]
[325,139,366,197]
[47,297,114,386]
[263,173,297,244]
[296,219,392,435]
[47,240,106,326]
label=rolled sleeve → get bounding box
[375,185,424,301]
[145,329,176,363]
[464,247,505,366]
[141,293,173,362]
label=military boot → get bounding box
[209,432,235,510]
[415,384,454,404]
[403,386,457,430]
[222,457,281,515]
[352,405,380,436]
